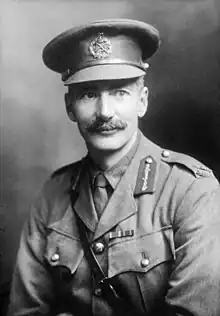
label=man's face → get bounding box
[66,77,148,154]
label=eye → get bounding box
[113,89,129,98]
[80,91,98,100]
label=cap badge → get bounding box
[89,33,112,59]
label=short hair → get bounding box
[135,75,145,91]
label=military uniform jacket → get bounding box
[8,132,220,316]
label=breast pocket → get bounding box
[44,229,84,284]
[108,226,174,277]
[108,227,174,312]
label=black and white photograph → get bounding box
[1,1,220,315]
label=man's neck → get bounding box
[87,131,138,170]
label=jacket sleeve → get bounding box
[7,192,55,316]
[165,181,220,316]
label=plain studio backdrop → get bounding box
[1,0,220,313]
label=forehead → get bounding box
[69,77,140,92]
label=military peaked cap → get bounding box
[42,19,160,84]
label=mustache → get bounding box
[86,117,127,133]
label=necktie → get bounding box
[93,173,109,218]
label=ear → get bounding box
[138,86,148,118]
[65,93,76,122]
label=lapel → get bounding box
[74,169,98,232]
[93,132,161,241]
[47,157,98,238]
[48,203,79,239]
[93,157,139,240]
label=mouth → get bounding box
[93,127,119,135]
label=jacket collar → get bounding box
[72,131,161,239]
[49,132,162,240]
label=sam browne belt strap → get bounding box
[75,215,127,314]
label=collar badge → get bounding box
[89,32,112,59]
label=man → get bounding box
[8,19,220,316]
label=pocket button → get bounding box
[140,258,150,268]
[51,253,60,262]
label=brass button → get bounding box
[94,288,102,297]
[145,157,153,164]
[141,258,150,268]
[162,150,170,158]
[51,253,59,262]
[92,242,105,254]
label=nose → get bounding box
[96,92,114,120]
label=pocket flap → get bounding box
[108,228,173,278]
[44,229,84,274]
